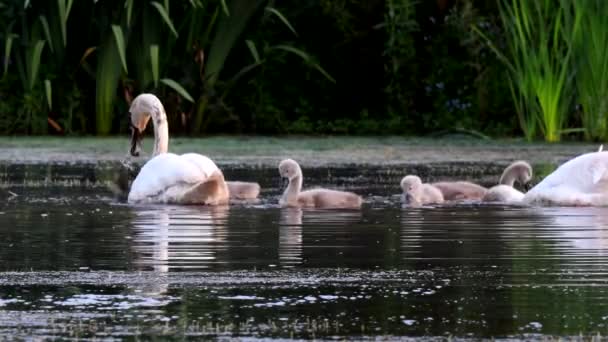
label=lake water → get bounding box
[1,164,608,340]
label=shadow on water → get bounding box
[2,164,608,339]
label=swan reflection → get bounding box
[537,207,608,253]
[279,208,303,267]
[131,205,230,272]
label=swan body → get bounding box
[126,93,260,201]
[128,153,229,205]
[431,181,487,201]
[401,175,444,206]
[279,159,362,209]
[483,160,532,203]
[523,152,608,206]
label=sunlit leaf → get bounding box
[39,16,54,53]
[265,7,297,37]
[44,79,52,110]
[111,25,128,73]
[160,78,194,103]
[150,44,159,88]
[150,1,178,38]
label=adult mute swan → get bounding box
[278,159,363,209]
[522,151,608,206]
[401,175,444,206]
[128,93,260,200]
[127,94,229,204]
[482,160,532,203]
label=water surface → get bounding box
[1,167,608,340]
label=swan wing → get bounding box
[590,159,608,184]
[128,153,219,203]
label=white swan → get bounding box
[278,159,363,209]
[522,151,608,206]
[400,175,444,206]
[127,94,230,204]
[483,160,532,203]
[128,93,260,200]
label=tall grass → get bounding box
[570,0,608,141]
[476,0,581,142]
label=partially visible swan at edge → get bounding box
[431,180,487,201]
[278,159,362,209]
[128,93,260,200]
[401,175,444,207]
[522,151,608,206]
[482,160,533,203]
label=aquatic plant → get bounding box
[568,0,608,141]
[475,0,581,142]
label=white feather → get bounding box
[523,151,608,206]
[128,153,221,204]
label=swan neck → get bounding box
[499,172,516,187]
[282,175,302,204]
[152,106,169,156]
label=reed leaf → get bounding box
[57,0,73,47]
[245,40,260,63]
[569,0,608,140]
[44,79,52,110]
[265,7,297,37]
[220,0,230,16]
[95,33,124,135]
[38,16,53,53]
[150,1,178,38]
[160,78,194,103]
[270,45,335,83]
[204,0,265,88]
[27,40,45,91]
[476,0,577,142]
[3,34,17,77]
[111,25,128,73]
[150,44,159,88]
[126,0,134,27]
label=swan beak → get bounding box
[130,125,143,157]
[280,177,288,190]
[402,192,412,204]
[524,182,532,191]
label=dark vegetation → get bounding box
[0,0,603,141]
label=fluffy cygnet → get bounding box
[278,159,363,209]
[400,175,444,206]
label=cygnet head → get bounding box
[400,175,423,203]
[128,93,162,157]
[278,159,302,181]
[501,160,533,188]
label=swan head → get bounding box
[501,160,533,188]
[279,159,302,181]
[400,175,423,204]
[128,93,164,157]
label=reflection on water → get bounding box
[132,205,230,271]
[3,175,608,338]
[279,208,302,266]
